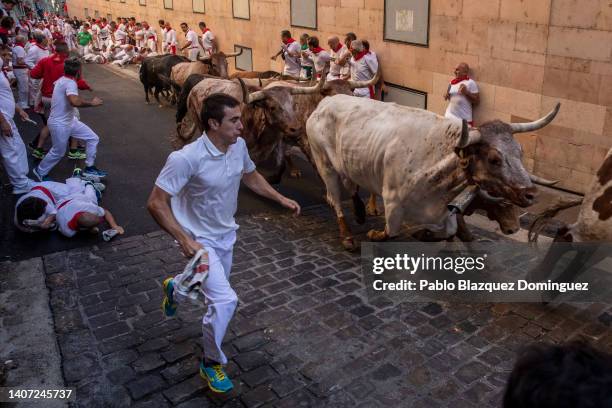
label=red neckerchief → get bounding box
[332,42,343,53]
[353,50,367,61]
[0,27,8,35]
[282,38,296,45]
[31,186,56,204]
[450,75,470,85]
[14,41,25,47]
[35,44,47,51]
[52,52,65,62]
[67,211,84,231]
[202,28,210,34]
[311,46,325,54]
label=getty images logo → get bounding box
[372,253,488,275]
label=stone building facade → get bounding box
[66,0,612,193]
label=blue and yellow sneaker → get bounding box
[161,277,177,317]
[199,362,234,393]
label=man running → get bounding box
[148,93,300,393]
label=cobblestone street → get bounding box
[38,204,612,407]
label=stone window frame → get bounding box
[232,0,250,20]
[234,44,253,71]
[382,81,428,109]
[139,0,146,6]
[164,0,173,10]
[193,0,205,14]
[383,0,430,48]
[290,0,317,30]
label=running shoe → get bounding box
[82,166,107,182]
[161,277,177,317]
[32,167,50,182]
[67,149,86,160]
[31,148,46,160]
[199,362,233,393]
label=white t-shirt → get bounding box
[13,180,75,231]
[185,30,199,49]
[155,134,256,241]
[282,41,301,76]
[349,52,378,97]
[56,197,105,238]
[98,24,110,39]
[201,30,215,54]
[329,44,350,79]
[166,29,177,45]
[114,28,127,42]
[11,45,26,68]
[49,76,79,126]
[305,49,331,78]
[25,44,49,69]
[445,78,479,122]
[0,72,15,118]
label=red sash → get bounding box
[58,199,71,209]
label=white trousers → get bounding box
[37,119,99,176]
[146,38,157,52]
[173,231,238,365]
[188,48,199,62]
[0,117,32,194]
[98,38,110,51]
[28,77,41,107]
[14,69,29,109]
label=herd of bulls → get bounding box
[138,53,611,251]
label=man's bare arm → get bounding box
[147,186,203,257]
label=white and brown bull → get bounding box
[307,94,561,249]
[176,76,324,170]
[528,148,612,283]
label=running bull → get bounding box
[139,54,189,105]
[307,94,560,250]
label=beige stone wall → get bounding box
[66,0,612,193]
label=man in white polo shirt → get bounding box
[270,30,301,78]
[444,62,480,127]
[348,40,378,98]
[147,93,300,394]
[180,22,200,61]
[327,35,350,81]
[197,21,217,57]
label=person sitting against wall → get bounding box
[444,62,479,127]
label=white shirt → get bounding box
[13,180,75,231]
[304,49,331,78]
[328,43,350,80]
[282,41,301,76]
[445,78,479,123]
[160,27,167,43]
[166,29,176,45]
[49,77,78,126]
[25,44,49,68]
[0,71,15,118]
[349,52,378,97]
[114,28,127,42]
[185,29,199,49]
[155,134,256,241]
[11,45,26,68]
[201,29,214,54]
[98,24,110,39]
[56,197,105,238]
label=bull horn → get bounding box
[456,119,482,148]
[477,189,505,203]
[529,174,559,186]
[348,59,381,90]
[289,75,324,95]
[225,48,244,58]
[509,103,561,134]
[237,77,249,104]
[246,90,266,104]
[198,55,212,62]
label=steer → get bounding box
[307,94,560,250]
[176,77,323,175]
[527,148,612,290]
[139,54,190,105]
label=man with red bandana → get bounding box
[326,35,350,81]
[302,36,330,79]
[444,62,480,127]
[270,30,301,78]
[348,40,378,98]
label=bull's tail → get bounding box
[528,197,583,242]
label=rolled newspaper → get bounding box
[174,248,210,302]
